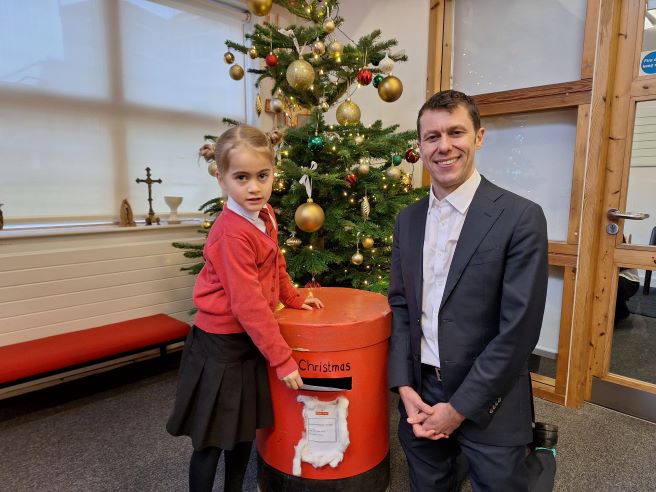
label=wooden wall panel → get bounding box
[0,226,203,346]
[0,239,188,271]
[0,253,193,287]
[0,264,193,302]
[3,298,196,347]
[2,276,196,318]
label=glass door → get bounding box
[589,1,656,421]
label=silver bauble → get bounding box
[270,97,284,113]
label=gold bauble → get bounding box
[336,99,361,126]
[351,251,364,265]
[323,19,336,33]
[312,40,326,56]
[255,94,263,117]
[294,198,325,232]
[378,75,403,102]
[387,165,402,180]
[361,195,371,219]
[270,97,284,113]
[362,237,374,249]
[401,172,412,186]
[248,46,258,59]
[285,234,302,248]
[358,157,370,174]
[224,52,235,64]
[208,162,218,177]
[286,59,315,91]
[328,41,343,58]
[247,0,273,16]
[202,219,212,229]
[229,64,245,80]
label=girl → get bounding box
[167,125,323,492]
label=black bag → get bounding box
[527,380,558,492]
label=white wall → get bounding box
[328,1,430,132]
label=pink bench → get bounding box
[0,314,189,388]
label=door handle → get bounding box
[607,208,650,220]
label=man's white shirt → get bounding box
[421,170,481,368]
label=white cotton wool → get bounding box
[292,395,350,477]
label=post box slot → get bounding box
[302,377,352,391]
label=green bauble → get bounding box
[308,135,325,152]
[373,75,384,88]
[392,154,403,165]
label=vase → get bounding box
[164,196,183,224]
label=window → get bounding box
[0,0,250,223]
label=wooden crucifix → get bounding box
[136,167,162,225]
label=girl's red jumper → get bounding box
[193,203,304,379]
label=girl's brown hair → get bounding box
[202,125,276,175]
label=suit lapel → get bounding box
[440,178,504,310]
[409,197,429,315]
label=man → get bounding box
[388,90,548,491]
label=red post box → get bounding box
[257,287,391,491]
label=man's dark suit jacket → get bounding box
[388,176,548,447]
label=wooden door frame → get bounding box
[584,0,656,399]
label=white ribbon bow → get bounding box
[299,161,318,198]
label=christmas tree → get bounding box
[176,0,427,294]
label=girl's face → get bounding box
[217,147,274,213]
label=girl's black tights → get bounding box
[189,441,253,492]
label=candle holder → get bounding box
[164,196,183,224]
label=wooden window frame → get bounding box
[426,0,601,405]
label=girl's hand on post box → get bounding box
[281,369,303,390]
[301,295,324,310]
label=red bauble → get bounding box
[265,52,278,67]
[405,148,420,163]
[356,68,373,86]
[345,172,358,187]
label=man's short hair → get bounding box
[417,90,481,137]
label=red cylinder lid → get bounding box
[274,287,391,352]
